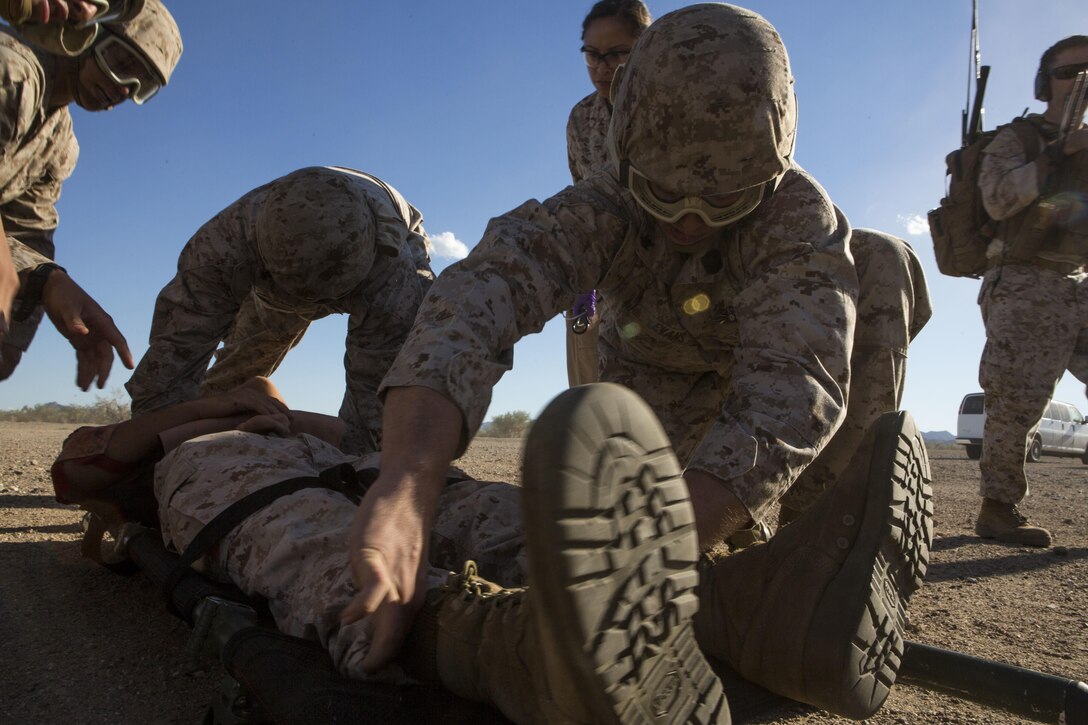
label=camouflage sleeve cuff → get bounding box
[380,348,506,457]
[688,432,770,518]
[7,237,52,275]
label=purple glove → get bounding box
[568,290,597,334]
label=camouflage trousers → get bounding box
[978,264,1088,503]
[154,431,527,681]
[777,343,908,514]
[780,229,931,513]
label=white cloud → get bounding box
[429,231,469,260]
[898,214,930,236]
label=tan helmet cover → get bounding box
[8,0,145,56]
[254,168,377,304]
[609,3,797,197]
[103,0,180,84]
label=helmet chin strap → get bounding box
[65,56,92,109]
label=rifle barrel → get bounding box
[965,65,991,146]
[1059,71,1087,145]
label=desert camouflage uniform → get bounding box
[0,28,79,351]
[382,5,859,521]
[7,235,52,272]
[153,431,526,680]
[565,93,931,511]
[565,91,611,184]
[561,91,613,387]
[779,229,931,513]
[126,167,435,455]
[382,166,856,521]
[977,116,1088,503]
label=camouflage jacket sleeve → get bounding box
[339,221,435,456]
[126,214,250,414]
[979,123,1049,221]
[380,179,631,449]
[0,36,78,257]
[565,109,583,183]
[0,39,40,174]
[685,169,856,518]
[565,92,612,184]
[6,234,50,274]
[0,121,75,260]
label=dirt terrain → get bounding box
[1,421,1086,724]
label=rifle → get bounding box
[1026,70,1087,240]
[1057,70,1087,149]
[962,0,989,147]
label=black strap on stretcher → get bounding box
[162,462,375,620]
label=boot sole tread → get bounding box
[808,411,934,719]
[524,384,730,725]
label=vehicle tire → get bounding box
[1026,435,1043,463]
[965,444,982,460]
[1081,445,1088,465]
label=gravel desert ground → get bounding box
[1,421,1086,724]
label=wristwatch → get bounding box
[14,262,65,321]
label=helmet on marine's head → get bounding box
[11,0,145,56]
[254,167,376,310]
[608,3,797,227]
[90,0,181,104]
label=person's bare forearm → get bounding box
[379,386,464,481]
[288,411,345,447]
[340,385,466,669]
[107,398,238,462]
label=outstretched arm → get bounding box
[340,385,463,672]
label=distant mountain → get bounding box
[923,430,955,443]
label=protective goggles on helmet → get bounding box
[93,33,161,104]
[622,161,770,227]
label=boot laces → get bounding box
[1008,505,1029,526]
[444,560,522,607]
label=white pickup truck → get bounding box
[956,392,1088,463]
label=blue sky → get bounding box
[2,1,1086,435]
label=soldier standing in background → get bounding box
[126,166,435,456]
[563,0,650,386]
[974,35,1088,547]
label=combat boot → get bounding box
[975,498,1052,547]
[693,411,933,720]
[404,383,730,724]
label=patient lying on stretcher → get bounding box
[51,377,344,516]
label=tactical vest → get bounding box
[997,120,1088,266]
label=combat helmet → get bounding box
[608,3,797,227]
[11,0,145,57]
[254,168,378,310]
[91,0,181,103]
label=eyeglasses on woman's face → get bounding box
[581,46,630,69]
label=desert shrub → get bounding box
[479,410,532,438]
[0,387,130,424]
